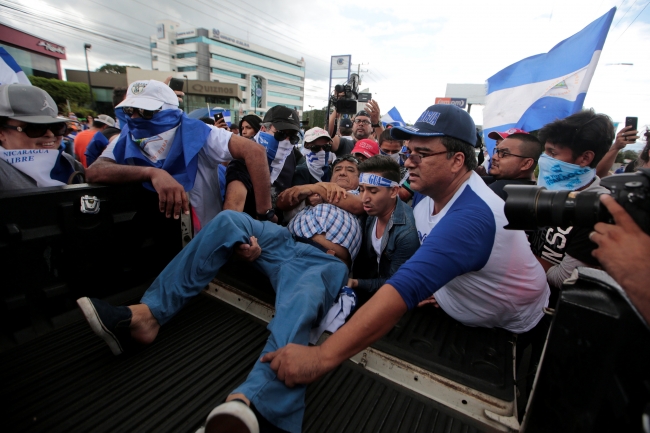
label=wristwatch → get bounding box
[371,123,381,128]
[257,209,275,221]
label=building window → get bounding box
[251,75,263,109]
[178,36,304,71]
[150,42,157,48]
[177,52,197,59]
[240,86,246,91]
[212,54,303,81]
[268,91,302,101]
[152,55,158,61]
[268,80,302,91]
[211,67,246,79]
[178,66,197,72]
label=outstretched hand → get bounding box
[591,195,650,288]
[261,344,327,387]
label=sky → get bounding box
[2,0,649,150]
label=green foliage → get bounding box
[96,64,141,74]
[616,149,639,163]
[302,109,327,130]
[28,76,91,107]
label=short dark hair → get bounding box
[538,109,615,168]
[358,155,401,183]
[378,129,402,145]
[199,117,215,125]
[441,136,478,171]
[339,126,353,136]
[112,87,127,108]
[332,155,360,172]
[507,133,543,166]
[92,120,106,128]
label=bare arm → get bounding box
[591,195,650,325]
[596,126,637,178]
[87,157,189,218]
[311,183,364,215]
[328,109,339,137]
[261,284,408,386]
[227,134,272,214]
[276,184,314,211]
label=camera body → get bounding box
[503,168,650,234]
[330,73,360,115]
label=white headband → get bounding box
[359,173,399,188]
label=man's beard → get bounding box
[354,129,370,140]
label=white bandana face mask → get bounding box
[306,150,330,181]
[537,153,596,191]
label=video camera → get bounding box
[503,168,650,234]
[330,73,360,115]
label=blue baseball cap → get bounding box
[390,104,477,147]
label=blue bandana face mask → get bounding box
[537,153,596,191]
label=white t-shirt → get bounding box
[388,172,550,333]
[101,125,233,228]
[371,218,382,265]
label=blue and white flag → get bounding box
[483,7,616,155]
[209,108,231,127]
[381,106,405,127]
[0,48,31,86]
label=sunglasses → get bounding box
[1,122,67,138]
[274,130,300,145]
[122,106,161,120]
[332,155,359,166]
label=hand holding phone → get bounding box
[169,78,185,92]
[214,112,224,122]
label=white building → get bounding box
[150,20,305,118]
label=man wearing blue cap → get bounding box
[261,104,551,390]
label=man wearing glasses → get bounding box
[486,131,542,201]
[0,84,85,191]
[260,104,550,397]
[330,105,384,157]
[86,80,273,232]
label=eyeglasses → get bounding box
[332,155,359,166]
[353,119,371,126]
[492,148,528,159]
[406,150,449,164]
[274,130,299,145]
[122,106,162,120]
[1,122,67,138]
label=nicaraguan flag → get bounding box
[483,7,616,155]
[381,107,405,127]
[209,108,231,127]
[0,48,31,85]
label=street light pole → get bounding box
[84,43,94,112]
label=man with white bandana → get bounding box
[292,127,336,186]
[86,80,272,231]
[528,109,615,296]
[0,84,84,191]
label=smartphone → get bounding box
[625,116,638,131]
[213,112,224,122]
[169,78,185,92]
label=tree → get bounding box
[302,108,327,130]
[616,149,639,163]
[28,76,91,109]
[96,64,141,74]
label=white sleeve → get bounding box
[201,126,233,163]
[100,137,117,161]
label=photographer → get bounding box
[328,101,384,155]
[528,110,615,295]
[590,194,650,325]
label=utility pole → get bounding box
[352,62,369,86]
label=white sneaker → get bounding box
[204,401,259,433]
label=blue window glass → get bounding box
[178,66,197,72]
[212,54,302,81]
[211,68,246,79]
[268,91,302,101]
[268,80,302,91]
[177,52,197,59]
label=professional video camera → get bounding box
[329,73,359,115]
[503,168,650,234]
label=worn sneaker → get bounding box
[76,297,132,356]
[205,401,259,433]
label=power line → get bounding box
[613,0,640,28]
[617,0,650,39]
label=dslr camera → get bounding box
[503,168,650,234]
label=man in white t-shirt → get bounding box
[86,80,273,230]
[259,104,551,393]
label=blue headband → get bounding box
[359,173,399,188]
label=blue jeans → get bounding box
[140,210,348,433]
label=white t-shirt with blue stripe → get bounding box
[387,172,549,333]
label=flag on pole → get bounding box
[482,7,616,155]
[0,48,31,86]
[381,107,405,127]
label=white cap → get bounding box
[304,127,331,143]
[116,80,179,110]
[95,114,115,127]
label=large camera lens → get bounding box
[503,185,606,230]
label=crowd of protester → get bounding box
[0,78,648,433]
